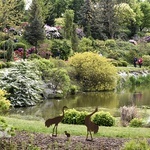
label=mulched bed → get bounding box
[0,131,131,150]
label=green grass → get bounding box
[117,66,150,72]
[2,116,150,139]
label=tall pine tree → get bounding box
[78,0,95,37]
[24,0,45,52]
[98,0,118,39]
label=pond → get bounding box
[9,85,150,120]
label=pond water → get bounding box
[9,85,150,120]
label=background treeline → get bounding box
[0,0,150,107]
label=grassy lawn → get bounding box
[2,116,150,139]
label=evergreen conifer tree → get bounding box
[71,23,79,52]
[64,10,74,39]
[24,0,45,53]
[78,0,94,37]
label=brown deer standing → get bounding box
[45,106,68,137]
[85,107,99,141]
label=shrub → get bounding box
[70,85,78,95]
[119,60,128,67]
[78,37,93,52]
[46,68,71,97]
[28,54,42,60]
[14,42,26,50]
[0,32,9,41]
[120,106,138,127]
[51,39,71,60]
[129,118,143,127]
[0,50,6,59]
[105,39,116,47]
[93,111,115,126]
[0,61,44,107]
[76,111,88,125]
[142,55,150,66]
[0,117,16,138]
[62,109,80,124]
[0,90,10,114]
[62,109,88,125]
[0,41,7,50]
[69,52,118,91]
[122,139,150,150]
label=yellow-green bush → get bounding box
[69,52,118,91]
[0,89,10,114]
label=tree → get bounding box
[78,0,95,37]
[71,23,79,52]
[127,2,143,37]
[0,0,25,29]
[24,0,45,53]
[47,68,71,97]
[139,2,150,31]
[64,9,74,39]
[97,0,118,39]
[68,0,84,23]
[6,39,14,62]
[36,0,54,25]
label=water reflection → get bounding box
[9,86,150,119]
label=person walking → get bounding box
[138,58,143,68]
[133,57,138,67]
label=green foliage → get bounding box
[116,40,135,51]
[63,108,115,126]
[0,90,10,114]
[109,59,128,67]
[143,55,150,66]
[0,50,6,59]
[70,85,78,95]
[51,39,71,60]
[105,39,116,48]
[122,139,150,150]
[0,117,16,138]
[129,118,143,127]
[0,61,43,107]
[0,32,9,41]
[78,37,93,52]
[62,109,88,125]
[64,9,74,39]
[34,58,55,79]
[46,68,71,97]
[34,58,71,97]
[71,23,79,52]
[93,111,115,127]
[6,39,14,62]
[69,52,118,91]
[120,60,128,67]
[0,0,25,29]
[24,0,45,47]
[28,54,42,60]
[14,42,26,50]
[129,75,150,86]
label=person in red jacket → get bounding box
[138,58,143,68]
